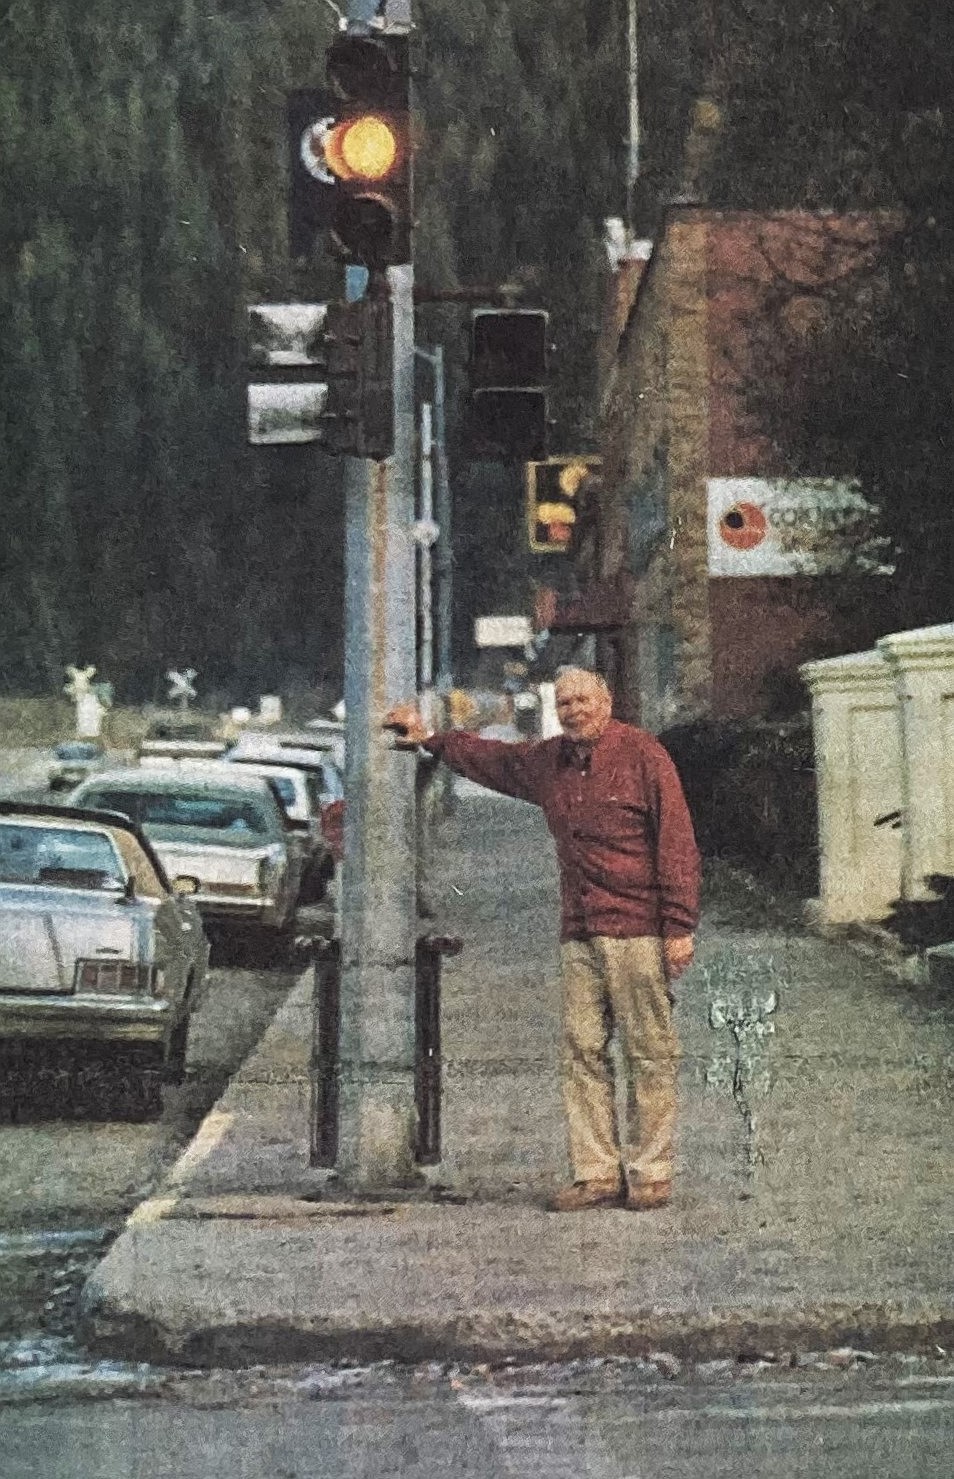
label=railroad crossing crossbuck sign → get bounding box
[167,669,198,706]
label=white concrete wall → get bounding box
[800,650,903,924]
[878,623,954,900]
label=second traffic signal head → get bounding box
[468,309,549,461]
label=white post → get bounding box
[878,623,954,900]
[418,400,434,712]
[800,650,903,923]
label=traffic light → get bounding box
[321,296,394,460]
[287,33,412,267]
[526,456,601,553]
[469,309,548,460]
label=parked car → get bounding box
[48,741,107,792]
[227,727,345,772]
[225,742,345,886]
[137,718,228,767]
[0,801,210,1112]
[221,759,336,904]
[70,766,303,940]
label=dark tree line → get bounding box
[0,0,628,699]
[5,0,945,702]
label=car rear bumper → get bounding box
[0,994,172,1044]
[195,892,287,929]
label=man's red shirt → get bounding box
[425,719,700,942]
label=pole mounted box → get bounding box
[469,308,549,461]
[322,296,394,460]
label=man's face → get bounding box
[555,673,613,743]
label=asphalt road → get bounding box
[1,1355,954,1476]
[0,954,304,1348]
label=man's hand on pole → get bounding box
[383,702,433,747]
[663,934,695,982]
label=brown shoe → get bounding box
[547,1178,622,1212]
[624,1180,672,1211]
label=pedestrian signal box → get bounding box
[526,456,601,553]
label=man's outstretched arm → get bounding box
[384,702,544,805]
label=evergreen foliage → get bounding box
[0,0,627,697]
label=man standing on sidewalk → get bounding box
[385,667,700,1213]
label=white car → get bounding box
[221,760,337,904]
[71,767,303,940]
[0,802,210,1112]
[228,727,345,773]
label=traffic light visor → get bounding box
[471,310,548,388]
[326,33,406,107]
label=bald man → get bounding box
[386,668,700,1212]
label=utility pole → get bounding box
[338,263,418,1187]
[256,3,419,1185]
[335,3,419,1187]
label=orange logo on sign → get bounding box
[719,501,768,550]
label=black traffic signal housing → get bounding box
[287,33,412,268]
[526,456,600,553]
[321,296,394,460]
[469,309,548,460]
[288,87,335,259]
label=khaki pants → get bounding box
[560,936,679,1187]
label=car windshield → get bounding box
[0,823,122,888]
[83,788,271,835]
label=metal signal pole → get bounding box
[336,1,419,1187]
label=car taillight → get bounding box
[74,960,157,995]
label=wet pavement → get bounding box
[2,1349,954,1475]
[0,959,305,1379]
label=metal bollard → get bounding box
[310,932,462,1169]
[310,937,341,1168]
[414,933,462,1164]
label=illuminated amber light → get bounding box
[557,460,591,497]
[537,501,577,527]
[327,115,398,181]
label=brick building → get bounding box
[546,208,894,729]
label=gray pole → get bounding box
[418,401,434,698]
[430,346,454,690]
[335,8,419,1183]
[626,0,640,222]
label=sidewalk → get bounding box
[82,795,954,1365]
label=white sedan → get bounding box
[0,802,210,1112]
[71,766,304,941]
